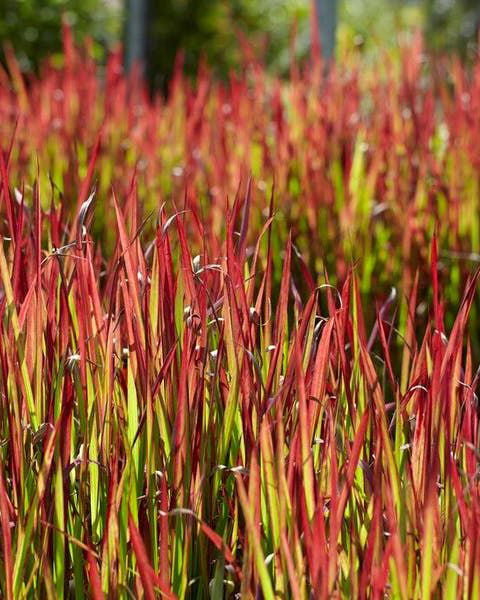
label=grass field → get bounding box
[0,28,480,598]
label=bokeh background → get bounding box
[1,0,479,90]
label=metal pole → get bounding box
[125,0,148,73]
[315,0,337,61]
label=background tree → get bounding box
[1,0,478,87]
[146,0,309,91]
[423,0,480,57]
[0,0,120,72]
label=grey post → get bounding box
[125,0,148,73]
[315,0,337,61]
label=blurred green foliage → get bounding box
[0,0,121,72]
[339,1,422,54]
[0,0,478,81]
[340,0,479,59]
[147,0,308,89]
[424,0,479,57]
